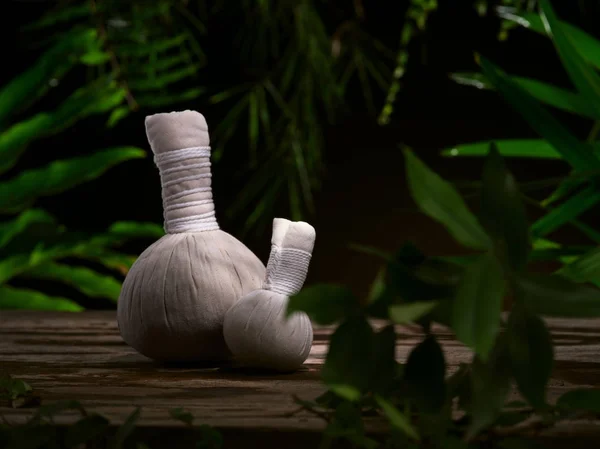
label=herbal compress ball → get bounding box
[117,110,266,362]
[223,218,315,371]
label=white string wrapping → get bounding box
[267,248,312,296]
[154,146,220,233]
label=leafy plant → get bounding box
[444,0,600,284]
[287,145,600,447]
[0,388,221,449]
[0,28,164,310]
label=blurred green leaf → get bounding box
[322,317,374,401]
[452,253,505,361]
[107,106,130,128]
[25,262,122,301]
[107,221,164,238]
[404,335,446,413]
[480,144,530,272]
[557,389,600,413]
[24,4,91,30]
[507,305,553,409]
[0,375,32,401]
[558,247,600,284]
[375,395,420,441]
[500,11,600,70]
[0,147,145,213]
[169,408,194,426]
[467,337,512,439]
[450,73,595,118]
[0,286,83,311]
[403,149,490,250]
[517,273,600,317]
[389,301,438,324]
[0,28,99,126]
[287,284,360,325]
[442,139,562,159]
[539,0,600,120]
[479,57,600,171]
[531,185,600,238]
[0,210,55,249]
[0,83,126,174]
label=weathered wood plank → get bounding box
[1,311,600,448]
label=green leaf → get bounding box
[558,247,600,283]
[539,0,600,119]
[0,28,99,126]
[25,262,122,301]
[450,73,595,118]
[403,149,490,250]
[112,407,141,449]
[442,139,562,159]
[107,106,130,128]
[0,83,126,174]
[348,243,392,260]
[108,221,165,238]
[531,185,600,238]
[507,305,553,409]
[0,147,145,213]
[480,144,530,271]
[375,395,420,441]
[389,301,438,324]
[479,57,599,172]
[169,407,194,426]
[0,209,56,249]
[80,50,111,66]
[287,284,359,325]
[500,12,600,70]
[65,414,110,448]
[517,273,600,317]
[0,375,32,401]
[0,286,83,311]
[452,253,505,360]
[466,336,512,439]
[404,335,446,413]
[557,389,600,413]
[322,317,374,400]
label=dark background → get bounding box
[1,0,595,308]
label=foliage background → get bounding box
[1,0,597,309]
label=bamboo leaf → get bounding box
[0,286,83,311]
[452,253,505,361]
[0,28,99,125]
[0,209,56,249]
[443,139,563,159]
[24,262,122,301]
[404,149,491,250]
[517,273,600,317]
[531,185,600,238]
[500,11,600,70]
[0,147,146,213]
[539,0,600,119]
[507,304,553,409]
[480,144,530,272]
[479,57,600,172]
[450,73,595,118]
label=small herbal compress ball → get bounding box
[223,219,315,371]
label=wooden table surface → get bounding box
[1,311,600,448]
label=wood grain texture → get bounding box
[1,311,600,448]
